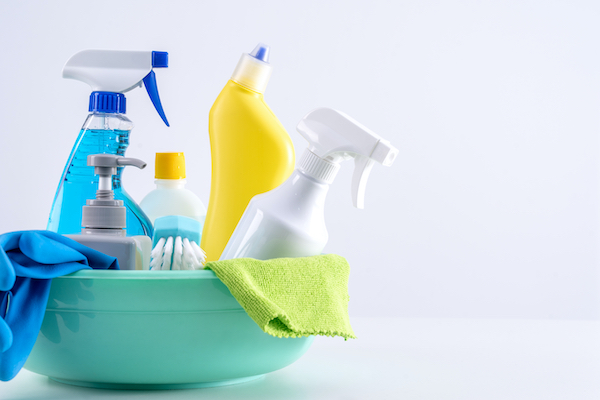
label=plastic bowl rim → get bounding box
[59,269,219,280]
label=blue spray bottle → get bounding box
[47,50,170,237]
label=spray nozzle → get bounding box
[63,50,170,126]
[296,108,398,209]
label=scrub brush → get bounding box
[150,215,206,270]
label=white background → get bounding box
[0,0,598,320]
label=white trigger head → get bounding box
[296,107,398,208]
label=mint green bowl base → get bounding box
[23,270,314,389]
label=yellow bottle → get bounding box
[202,43,295,262]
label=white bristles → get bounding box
[181,238,207,270]
[163,237,174,271]
[150,237,166,259]
[181,238,196,270]
[149,237,166,270]
[191,241,207,266]
[149,235,207,271]
[172,236,183,270]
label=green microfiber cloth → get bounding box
[205,254,356,340]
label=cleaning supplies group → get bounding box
[46,44,397,270]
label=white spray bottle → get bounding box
[220,107,398,260]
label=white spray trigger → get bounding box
[296,108,398,208]
[352,156,375,209]
[62,49,170,126]
[63,50,153,93]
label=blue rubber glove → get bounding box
[0,231,118,381]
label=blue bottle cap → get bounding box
[249,43,270,63]
[89,92,126,114]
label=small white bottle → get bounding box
[67,154,152,270]
[220,108,398,261]
[140,152,207,225]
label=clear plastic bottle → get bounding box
[140,152,207,226]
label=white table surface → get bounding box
[2,317,599,400]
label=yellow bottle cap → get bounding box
[155,152,186,179]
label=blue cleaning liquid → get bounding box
[47,128,153,237]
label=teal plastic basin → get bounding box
[23,270,314,389]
